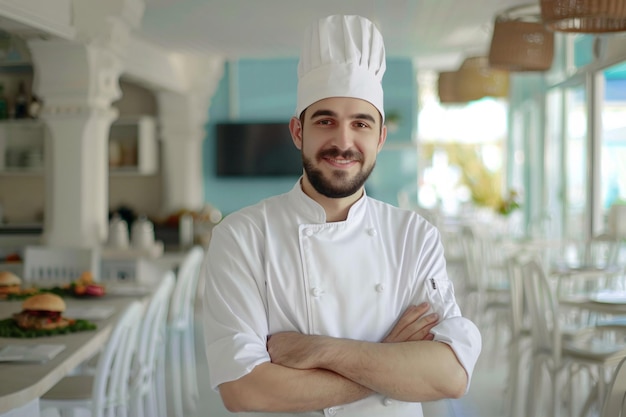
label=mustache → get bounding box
[317,148,364,162]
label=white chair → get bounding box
[459,225,511,343]
[600,355,626,417]
[503,253,534,417]
[40,301,144,417]
[522,258,626,417]
[166,246,205,417]
[23,245,101,287]
[130,271,175,417]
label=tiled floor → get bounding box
[189,302,517,417]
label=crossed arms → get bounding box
[218,302,469,413]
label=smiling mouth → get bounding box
[327,158,355,165]
[319,149,363,168]
[324,157,359,170]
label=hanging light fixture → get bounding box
[540,0,626,33]
[437,71,464,104]
[488,4,554,71]
[457,56,510,102]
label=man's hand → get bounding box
[383,302,438,343]
[267,332,324,369]
[268,303,439,369]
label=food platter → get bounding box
[0,285,106,301]
[0,317,96,338]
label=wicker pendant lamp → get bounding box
[437,71,465,104]
[540,0,626,32]
[457,56,510,101]
[489,4,554,71]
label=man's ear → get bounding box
[377,124,387,153]
[289,116,303,150]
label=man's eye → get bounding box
[354,122,368,128]
[317,119,333,125]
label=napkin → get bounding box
[0,344,66,362]
[64,306,116,320]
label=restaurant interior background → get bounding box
[0,0,625,250]
[1,2,626,417]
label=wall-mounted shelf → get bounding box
[0,119,45,174]
[0,116,159,177]
[108,116,158,176]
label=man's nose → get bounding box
[333,124,354,150]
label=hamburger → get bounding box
[0,271,21,295]
[13,293,75,330]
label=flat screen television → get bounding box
[215,122,302,177]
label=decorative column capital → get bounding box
[158,53,225,142]
[28,39,125,113]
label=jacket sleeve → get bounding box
[415,221,482,392]
[201,218,271,391]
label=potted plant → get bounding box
[385,110,401,132]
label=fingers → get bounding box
[384,303,430,341]
[401,315,438,342]
[383,303,439,343]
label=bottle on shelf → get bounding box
[14,81,28,119]
[28,94,42,119]
[0,83,8,120]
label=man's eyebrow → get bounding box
[352,113,377,124]
[310,109,377,124]
[310,109,337,119]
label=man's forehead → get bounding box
[306,97,380,120]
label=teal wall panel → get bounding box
[237,58,299,118]
[203,58,418,215]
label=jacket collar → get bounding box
[287,178,368,224]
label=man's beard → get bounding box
[302,148,375,198]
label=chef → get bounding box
[202,14,482,417]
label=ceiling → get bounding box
[139,0,534,70]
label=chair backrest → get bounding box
[92,301,143,417]
[506,254,528,340]
[169,246,204,330]
[521,258,562,364]
[587,233,621,268]
[133,271,175,393]
[23,245,100,286]
[460,225,485,293]
[601,356,626,417]
[554,234,621,269]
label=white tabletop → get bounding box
[0,292,151,413]
[561,295,626,316]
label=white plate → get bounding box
[590,292,626,304]
[0,344,66,362]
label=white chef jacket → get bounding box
[202,181,481,417]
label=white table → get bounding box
[561,294,626,317]
[0,291,153,416]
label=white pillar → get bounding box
[22,0,145,247]
[157,55,224,214]
[41,107,117,247]
[158,103,205,213]
[28,40,123,247]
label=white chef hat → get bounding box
[296,15,386,120]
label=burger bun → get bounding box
[0,271,21,295]
[0,271,21,287]
[22,293,66,312]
